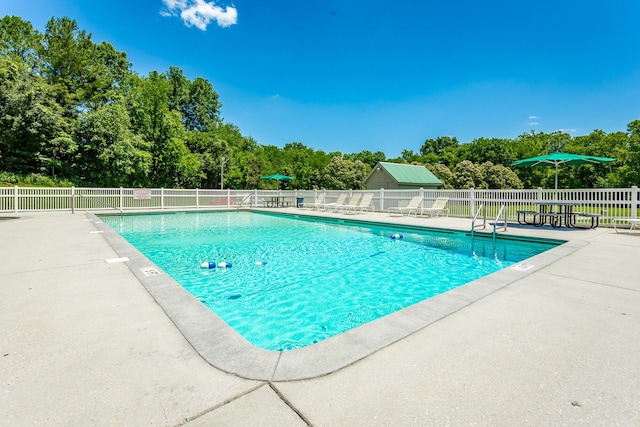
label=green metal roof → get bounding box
[379,162,442,185]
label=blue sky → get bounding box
[2,0,639,157]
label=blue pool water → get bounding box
[101,211,558,351]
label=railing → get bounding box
[470,203,485,239]
[493,204,507,240]
[1,186,638,227]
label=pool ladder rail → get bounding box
[471,204,507,241]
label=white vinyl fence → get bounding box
[1,185,638,227]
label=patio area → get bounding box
[1,209,639,425]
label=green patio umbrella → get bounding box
[260,173,296,188]
[511,152,615,190]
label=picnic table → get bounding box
[517,202,601,229]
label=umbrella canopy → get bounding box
[260,174,296,181]
[511,152,615,189]
[260,173,296,189]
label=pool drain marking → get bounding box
[105,257,129,264]
[512,263,534,271]
[140,267,161,276]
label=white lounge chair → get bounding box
[235,194,253,209]
[337,193,362,213]
[319,193,348,211]
[388,196,423,217]
[300,193,325,210]
[613,217,640,233]
[421,197,449,217]
[342,193,374,214]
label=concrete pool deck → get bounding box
[1,209,639,425]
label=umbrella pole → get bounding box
[554,164,559,200]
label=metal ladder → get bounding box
[471,203,507,240]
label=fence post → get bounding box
[537,187,543,202]
[380,188,384,212]
[227,188,231,208]
[161,188,165,209]
[71,186,75,214]
[469,188,476,218]
[120,187,124,211]
[13,185,18,213]
[632,186,638,220]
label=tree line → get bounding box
[1,16,639,190]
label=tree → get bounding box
[623,120,640,186]
[39,17,130,118]
[400,149,424,164]
[0,16,41,71]
[426,163,454,189]
[183,77,221,131]
[420,136,459,157]
[74,102,151,186]
[343,150,386,170]
[126,71,201,187]
[459,137,515,167]
[317,157,367,190]
[0,57,66,174]
[454,160,486,189]
[39,17,96,116]
[480,162,523,189]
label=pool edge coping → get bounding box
[89,211,586,382]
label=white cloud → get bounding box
[558,128,577,133]
[161,0,237,30]
[528,121,539,126]
[528,115,539,120]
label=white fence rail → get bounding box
[1,186,638,227]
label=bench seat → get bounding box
[516,210,541,225]
[574,213,601,228]
[537,212,563,228]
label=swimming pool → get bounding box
[101,211,559,351]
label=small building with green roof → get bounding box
[363,162,443,190]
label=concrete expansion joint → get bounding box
[270,351,284,381]
[168,383,268,427]
[2,259,107,275]
[268,382,313,426]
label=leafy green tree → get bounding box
[480,162,523,189]
[0,16,41,71]
[459,137,515,167]
[40,136,77,178]
[127,71,200,187]
[209,123,249,189]
[185,130,224,188]
[74,102,151,186]
[317,156,367,190]
[0,57,66,174]
[39,17,131,120]
[39,17,96,116]
[343,150,386,170]
[421,136,458,158]
[454,160,486,189]
[400,149,425,163]
[183,77,221,131]
[620,120,640,186]
[166,65,189,113]
[426,163,454,189]
[277,142,314,189]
